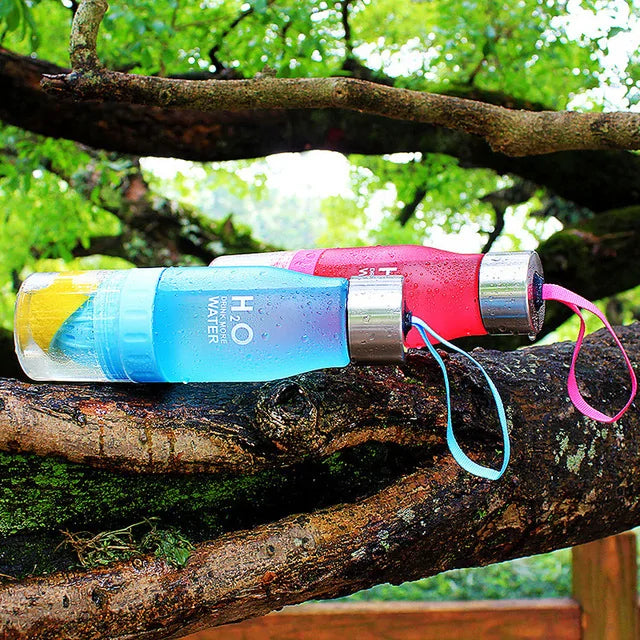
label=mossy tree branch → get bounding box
[40,0,640,157]
[1,325,639,638]
[68,0,107,70]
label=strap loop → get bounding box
[542,284,637,423]
[412,316,510,480]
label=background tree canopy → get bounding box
[2,0,640,353]
[2,0,640,637]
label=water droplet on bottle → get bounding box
[261,332,269,340]
[301,334,309,342]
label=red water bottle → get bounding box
[212,246,545,348]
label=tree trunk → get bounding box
[0,324,639,638]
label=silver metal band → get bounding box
[347,275,406,364]
[479,251,545,335]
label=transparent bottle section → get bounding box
[14,270,128,382]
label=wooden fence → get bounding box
[179,531,638,640]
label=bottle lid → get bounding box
[478,251,545,335]
[347,275,406,364]
[116,268,164,382]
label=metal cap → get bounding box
[479,251,545,335]
[347,275,406,364]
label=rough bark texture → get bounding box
[0,324,639,638]
[43,69,640,157]
[0,366,442,474]
[2,47,640,213]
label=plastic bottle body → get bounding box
[152,267,349,382]
[14,266,350,382]
[213,245,485,347]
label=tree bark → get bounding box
[0,324,639,638]
[2,47,640,213]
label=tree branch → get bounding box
[69,0,108,70]
[1,325,639,638]
[3,48,640,213]
[0,358,446,473]
[398,186,428,227]
[208,3,259,71]
[480,181,536,253]
[341,0,354,57]
[63,167,274,267]
[481,204,505,253]
[39,0,640,157]
[42,70,640,158]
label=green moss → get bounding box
[0,442,422,577]
[566,445,587,474]
[142,526,194,568]
[58,519,195,570]
[582,205,640,234]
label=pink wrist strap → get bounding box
[542,284,637,423]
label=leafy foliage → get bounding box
[1,0,640,600]
[344,549,572,601]
[0,0,39,48]
[0,126,125,329]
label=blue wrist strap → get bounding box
[411,316,510,480]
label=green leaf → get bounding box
[607,26,628,39]
[0,0,39,46]
[252,0,268,15]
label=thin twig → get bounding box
[480,181,536,252]
[398,185,428,227]
[208,3,257,70]
[341,0,353,57]
[481,204,506,253]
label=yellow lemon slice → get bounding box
[16,273,99,352]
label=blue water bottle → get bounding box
[14,267,407,382]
